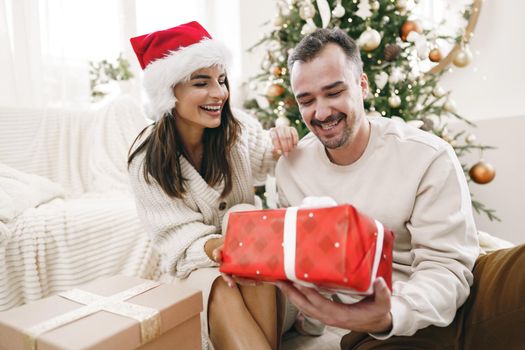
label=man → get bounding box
[275,28,525,349]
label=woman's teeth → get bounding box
[201,105,221,112]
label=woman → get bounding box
[128,21,298,350]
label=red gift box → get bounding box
[220,204,393,295]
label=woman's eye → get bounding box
[299,100,313,106]
[193,82,207,87]
[328,90,342,97]
[218,80,226,85]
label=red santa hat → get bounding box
[130,21,231,120]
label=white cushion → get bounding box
[0,163,64,222]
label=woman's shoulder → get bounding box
[231,108,262,130]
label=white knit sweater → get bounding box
[129,110,274,278]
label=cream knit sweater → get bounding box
[276,116,480,338]
[129,110,274,278]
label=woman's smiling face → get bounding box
[173,65,229,131]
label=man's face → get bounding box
[290,44,368,149]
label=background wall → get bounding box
[237,0,525,244]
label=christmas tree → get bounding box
[244,0,498,220]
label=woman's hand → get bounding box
[209,240,264,289]
[204,237,224,262]
[270,126,299,158]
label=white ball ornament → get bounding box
[358,28,381,52]
[388,94,402,108]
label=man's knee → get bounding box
[473,244,525,303]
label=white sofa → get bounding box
[0,96,159,312]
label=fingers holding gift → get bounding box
[271,126,299,157]
[275,281,329,322]
[221,274,262,288]
[372,277,391,311]
[220,273,237,289]
[276,279,393,332]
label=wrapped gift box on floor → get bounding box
[220,204,394,295]
[0,275,202,350]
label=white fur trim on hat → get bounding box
[142,38,232,121]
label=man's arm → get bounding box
[380,145,479,338]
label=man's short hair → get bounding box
[288,28,363,80]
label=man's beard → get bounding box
[311,113,353,149]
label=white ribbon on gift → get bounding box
[283,196,385,295]
[23,280,162,350]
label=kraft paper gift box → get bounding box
[220,204,394,295]
[0,275,202,350]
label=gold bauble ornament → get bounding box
[272,66,284,76]
[429,48,442,62]
[400,20,422,41]
[469,161,496,184]
[359,28,382,52]
[267,84,285,102]
[371,1,380,11]
[453,46,473,68]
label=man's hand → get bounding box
[271,126,299,158]
[275,278,393,334]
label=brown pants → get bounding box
[341,245,525,350]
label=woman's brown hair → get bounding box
[128,77,240,198]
